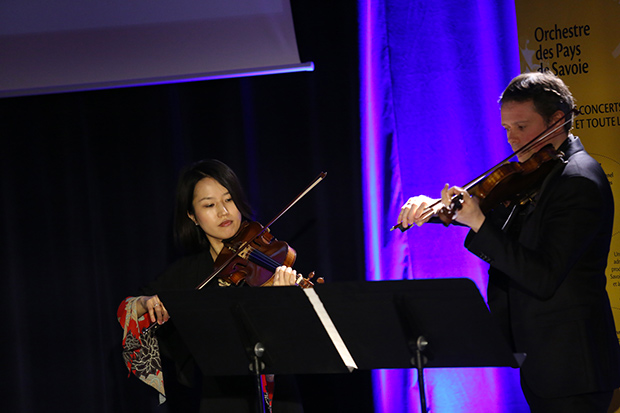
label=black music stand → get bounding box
[160,278,521,413]
[159,287,353,413]
[312,278,523,412]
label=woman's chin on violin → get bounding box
[185,174,303,289]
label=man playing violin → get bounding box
[398,72,620,412]
[117,159,303,412]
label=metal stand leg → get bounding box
[414,336,428,413]
[250,342,267,413]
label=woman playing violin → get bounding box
[398,72,620,412]
[117,159,303,412]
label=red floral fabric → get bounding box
[117,297,165,401]
[118,295,275,409]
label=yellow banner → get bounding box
[516,0,620,408]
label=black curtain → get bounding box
[0,3,373,412]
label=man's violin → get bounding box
[392,109,578,230]
[436,143,565,225]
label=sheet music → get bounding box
[303,288,358,372]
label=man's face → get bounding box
[501,100,563,162]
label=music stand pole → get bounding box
[412,335,429,412]
[250,342,267,413]
[232,303,269,413]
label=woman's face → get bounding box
[187,177,242,249]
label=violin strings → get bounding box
[246,246,280,272]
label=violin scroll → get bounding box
[436,193,464,226]
[295,271,325,289]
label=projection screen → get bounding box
[0,0,312,97]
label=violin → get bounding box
[436,143,565,225]
[210,220,322,288]
[392,109,578,230]
[195,172,327,290]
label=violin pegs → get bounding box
[293,271,325,288]
[306,271,324,284]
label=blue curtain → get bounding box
[360,0,529,411]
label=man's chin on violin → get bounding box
[398,97,570,233]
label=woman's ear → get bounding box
[187,211,198,226]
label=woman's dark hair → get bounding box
[499,72,575,133]
[174,159,252,253]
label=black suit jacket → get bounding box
[465,136,620,398]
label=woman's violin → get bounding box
[195,172,327,290]
[210,220,322,288]
[392,109,579,230]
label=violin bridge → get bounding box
[226,245,251,260]
[237,247,251,260]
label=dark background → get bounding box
[0,2,373,412]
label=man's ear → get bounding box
[550,109,566,124]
